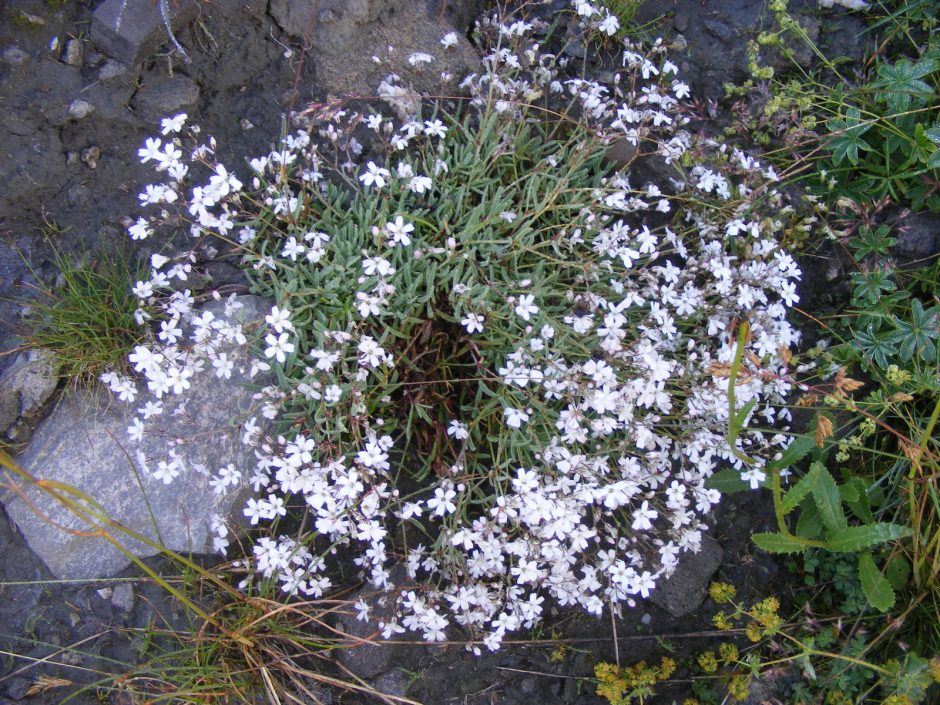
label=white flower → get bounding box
[408,52,435,66]
[427,485,457,516]
[440,32,459,49]
[631,501,658,531]
[741,468,767,490]
[424,119,447,139]
[160,113,187,135]
[514,294,539,321]
[461,312,484,334]
[265,306,294,334]
[447,420,469,440]
[212,353,235,379]
[359,161,390,189]
[598,13,620,35]
[385,215,415,247]
[264,332,295,364]
[128,218,151,241]
[138,137,162,163]
[503,407,530,428]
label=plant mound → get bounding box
[113,5,804,650]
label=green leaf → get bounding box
[926,126,940,146]
[768,434,815,473]
[706,468,752,494]
[884,553,911,591]
[843,476,874,524]
[826,523,913,552]
[858,551,896,612]
[795,499,823,540]
[781,471,814,514]
[806,462,847,535]
[753,532,809,554]
[929,148,940,170]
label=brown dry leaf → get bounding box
[26,677,72,696]
[834,367,865,393]
[890,392,914,403]
[707,362,732,377]
[779,346,792,366]
[796,394,819,408]
[815,414,834,448]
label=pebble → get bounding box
[2,47,29,66]
[111,583,135,613]
[82,146,101,169]
[64,39,83,66]
[68,99,96,120]
[98,58,129,80]
[640,612,653,626]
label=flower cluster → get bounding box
[113,2,806,652]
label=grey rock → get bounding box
[2,47,29,67]
[0,348,61,423]
[0,391,18,437]
[1,296,273,581]
[604,139,639,169]
[98,58,129,80]
[336,586,401,679]
[64,39,83,67]
[91,0,200,66]
[650,535,723,617]
[0,503,54,638]
[111,583,135,613]
[895,212,939,262]
[132,74,200,123]
[373,670,408,698]
[68,99,96,120]
[2,676,31,701]
[703,19,733,42]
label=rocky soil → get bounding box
[0,1,889,704]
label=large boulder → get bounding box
[0,295,273,580]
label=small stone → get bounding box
[372,670,408,698]
[96,587,113,600]
[91,0,199,66]
[81,146,101,169]
[650,535,724,618]
[64,39,83,66]
[132,74,200,123]
[68,99,96,120]
[562,38,587,59]
[703,19,733,42]
[19,12,46,27]
[640,613,653,626]
[240,118,255,131]
[894,212,939,261]
[98,58,129,80]
[111,583,135,613]
[2,47,29,66]
[0,348,62,419]
[604,139,639,168]
[673,13,689,32]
